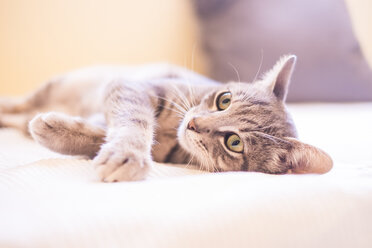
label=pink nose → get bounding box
[187,118,198,132]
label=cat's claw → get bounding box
[93,143,150,182]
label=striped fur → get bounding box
[0,56,333,182]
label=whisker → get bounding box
[228,62,241,83]
[188,84,197,107]
[155,95,188,114]
[185,153,195,170]
[207,152,217,172]
[162,106,185,117]
[227,61,243,102]
[160,102,186,115]
[195,140,216,173]
[241,50,264,101]
[191,42,197,73]
[252,49,264,83]
[183,44,198,108]
[148,92,187,113]
[170,85,192,111]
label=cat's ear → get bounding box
[263,55,297,101]
[284,137,333,174]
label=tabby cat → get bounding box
[0,55,332,182]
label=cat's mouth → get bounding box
[177,112,213,169]
[177,110,200,153]
[177,116,192,149]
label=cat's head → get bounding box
[178,55,333,174]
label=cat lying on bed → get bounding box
[0,55,332,182]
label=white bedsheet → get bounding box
[0,103,372,248]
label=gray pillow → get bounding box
[192,0,372,101]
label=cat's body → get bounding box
[0,55,333,182]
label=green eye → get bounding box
[225,134,243,153]
[216,92,232,110]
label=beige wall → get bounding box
[0,0,206,96]
[1,0,370,97]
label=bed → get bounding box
[1,103,372,248]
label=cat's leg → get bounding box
[0,113,34,134]
[0,98,29,114]
[93,80,155,182]
[29,112,106,158]
[0,78,61,114]
[0,97,36,134]
[0,78,63,134]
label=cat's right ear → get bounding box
[284,137,333,174]
[262,55,297,102]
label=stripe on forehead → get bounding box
[238,118,258,125]
[234,106,273,118]
[235,90,246,97]
[243,135,258,145]
[232,98,270,106]
[207,91,218,108]
[232,88,270,104]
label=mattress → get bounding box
[1,103,372,248]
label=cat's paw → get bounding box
[29,113,65,150]
[29,112,105,157]
[29,112,75,142]
[29,112,87,150]
[93,143,150,182]
[30,112,83,131]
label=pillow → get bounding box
[192,0,372,101]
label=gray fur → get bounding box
[0,56,333,182]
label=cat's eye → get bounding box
[216,92,232,110]
[225,134,243,153]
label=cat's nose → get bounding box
[187,118,199,133]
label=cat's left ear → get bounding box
[284,137,333,174]
[263,55,297,101]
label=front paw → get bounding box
[94,143,150,182]
[29,112,81,148]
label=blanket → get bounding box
[1,103,371,248]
